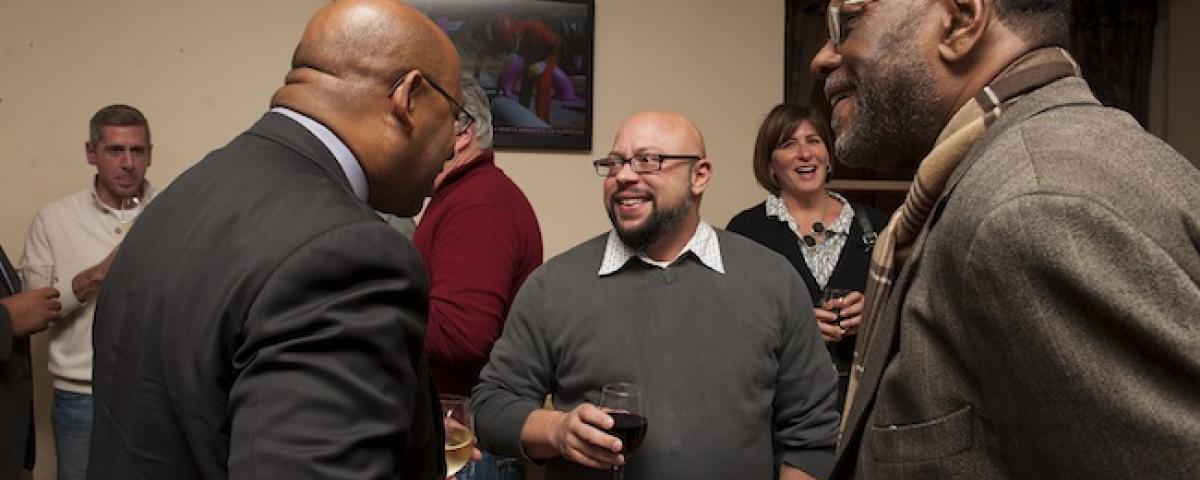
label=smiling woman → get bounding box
[726,103,887,411]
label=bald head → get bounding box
[271,0,464,216]
[275,0,457,113]
[612,111,707,159]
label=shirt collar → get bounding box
[270,107,369,202]
[598,220,725,276]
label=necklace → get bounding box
[801,193,833,247]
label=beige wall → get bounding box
[1,1,783,478]
[3,2,1197,479]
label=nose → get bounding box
[119,151,135,169]
[810,39,842,82]
[612,160,640,184]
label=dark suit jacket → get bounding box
[726,201,888,374]
[0,245,36,478]
[835,77,1200,478]
[88,113,445,479]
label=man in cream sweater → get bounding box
[21,104,156,480]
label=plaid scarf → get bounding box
[841,48,1080,427]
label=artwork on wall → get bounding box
[412,0,595,151]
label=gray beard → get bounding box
[833,29,944,173]
[607,195,693,252]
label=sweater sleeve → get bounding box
[423,204,528,380]
[21,211,85,315]
[774,270,840,478]
[470,267,555,460]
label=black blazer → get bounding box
[0,245,35,478]
[89,113,444,479]
[727,200,888,370]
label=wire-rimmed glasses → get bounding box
[827,0,876,45]
[387,70,476,136]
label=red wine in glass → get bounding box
[606,412,648,453]
[599,382,645,479]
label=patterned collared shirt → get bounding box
[598,220,725,276]
[765,191,855,288]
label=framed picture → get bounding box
[412,0,595,151]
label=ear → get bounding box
[453,125,473,154]
[85,141,97,166]
[690,158,712,196]
[938,0,991,63]
[390,70,421,134]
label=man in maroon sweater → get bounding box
[413,73,543,480]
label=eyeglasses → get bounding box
[593,153,701,177]
[388,70,476,136]
[827,0,875,45]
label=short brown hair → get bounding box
[751,104,833,195]
[89,104,150,145]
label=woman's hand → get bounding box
[814,290,865,341]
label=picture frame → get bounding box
[412,0,595,151]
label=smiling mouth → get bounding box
[614,195,652,208]
[796,165,818,174]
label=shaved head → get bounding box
[272,0,463,216]
[613,111,707,159]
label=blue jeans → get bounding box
[52,390,92,480]
[457,450,522,480]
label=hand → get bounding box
[549,403,623,470]
[1,287,61,336]
[72,248,118,303]
[815,290,865,342]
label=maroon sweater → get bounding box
[414,150,543,396]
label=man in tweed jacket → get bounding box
[811,0,1200,478]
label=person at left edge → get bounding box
[1,244,61,479]
[87,1,465,478]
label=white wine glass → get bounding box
[599,382,646,480]
[441,394,474,479]
[19,264,57,290]
[117,196,142,234]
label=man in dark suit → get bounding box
[87,1,471,478]
[0,246,61,479]
[812,0,1200,478]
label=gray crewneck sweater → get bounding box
[473,230,839,479]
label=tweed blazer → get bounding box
[834,76,1200,478]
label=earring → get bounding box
[826,162,834,181]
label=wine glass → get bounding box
[599,382,647,480]
[441,394,474,479]
[117,196,142,233]
[821,288,853,331]
[19,264,57,290]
